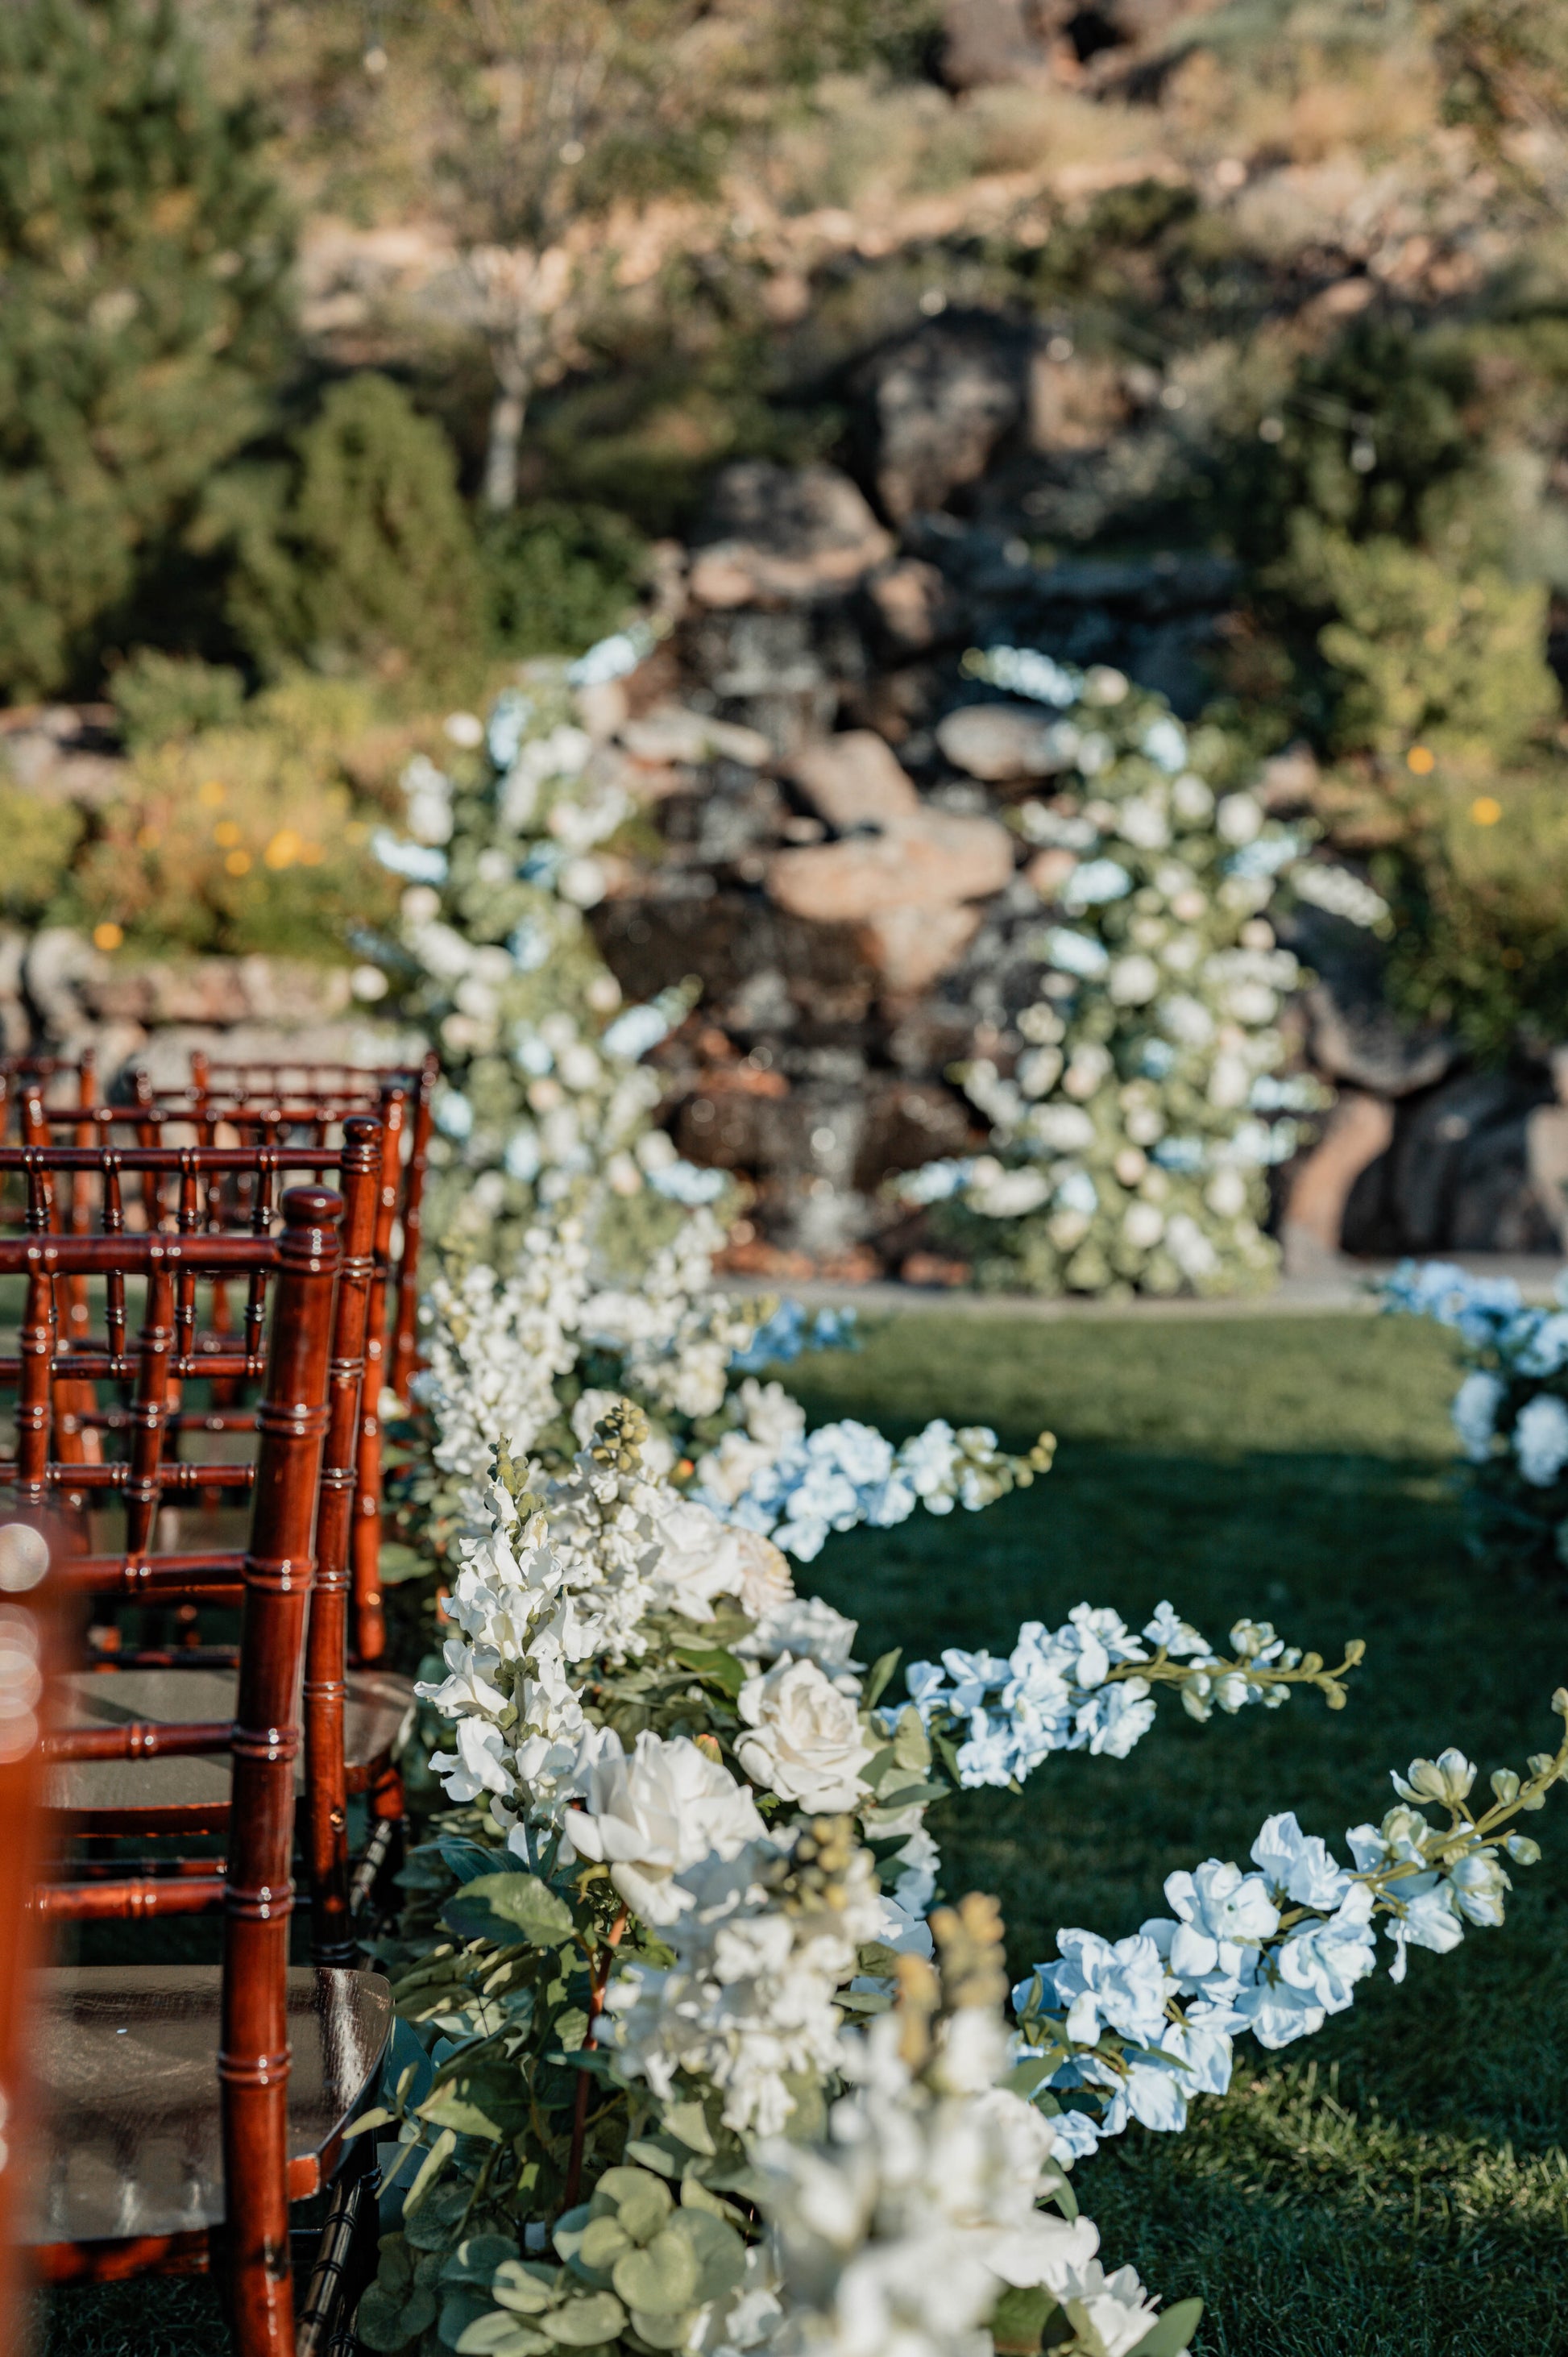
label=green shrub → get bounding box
[222,375,487,698]
[0,0,292,699]
[110,650,247,750]
[1373,764,1568,1062]
[0,778,82,921]
[1290,522,1561,765]
[480,501,646,656]
[65,686,406,963]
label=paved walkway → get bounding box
[720,1253,1565,1322]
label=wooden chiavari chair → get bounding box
[0,1051,99,1143]
[2,1190,392,2352]
[144,1048,438,1405]
[0,1519,58,2357]
[0,1126,415,1958]
[6,1061,435,1669]
[126,1049,440,1660]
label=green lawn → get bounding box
[48,1311,1568,2357]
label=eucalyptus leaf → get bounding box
[492,2259,561,2315]
[863,1647,902,1711]
[539,2291,628,2345]
[890,1703,928,1770]
[612,2226,701,2314]
[442,2235,521,2286]
[661,2100,717,2156]
[357,2282,438,2351]
[671,2207,745,2304]
[628,2308,694,2350]
[402,2131,458,2219]
[576,2217,632,2272]
[456,2313,553,2356]
[595,2166,672,2242]
[990,2284,1056,2355]
[441,2287,499,2350]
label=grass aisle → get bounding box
[791,1312,1568,2357]
[47,1313,1568,2355]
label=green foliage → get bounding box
[1374,763,1568,1060]
[0,0,292,699]
[1433,0,1568,135]
[222,375,488,696]
[64,675,404,961]
[1227,319,1478,567]
[481,504,646,658]
[109,649,247,749]
[1288,524,1560,764]
[0,778,83,922]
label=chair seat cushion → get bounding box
[31,1964,392,2244]
[48,1666,416,1825]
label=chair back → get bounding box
[0,1519,56,2357]
[14,1191,345,2354]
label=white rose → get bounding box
[650,1498,794,1621]
[736,1655,877,1811]
[740,1596,863,1686]
[739,1378,807,1451]
[562,1728,765,1923]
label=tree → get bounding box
[0,0,293,697]
[221,373,488,692]
[373,0,936,513]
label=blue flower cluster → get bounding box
[714,1415,1016,1561]
[728,1301,857,1372]
[906,1603,1224,1782]
[1384,1260,1568,1488]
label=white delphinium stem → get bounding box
[1011,1701,1568,2156]
[906,1602,1363,1781]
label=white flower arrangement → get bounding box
[400,1207,1053,1580]
[896,649,1328,1297]
[351,1351,1568,2357]
[367,649,726,1275]
[1383,1259,1568,1571]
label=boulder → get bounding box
[937,703,1072,781]
[1342,1069,1558,1255]
[765,810,1014,923]
[857,904,983,993]
[687,463,893,608]
[864,558,960,652]
[1027,353,1129,454]
[856,324,1023,522]
[619,704,774,769]
[1289,908,1456,1097]
[790,732,920,832]
[940,0,1049,88]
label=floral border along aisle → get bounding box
[350,1398,1568,2357]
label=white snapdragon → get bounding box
[606,1832,886,2135]
[755,2011,1175,2357]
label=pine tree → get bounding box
[0,0,292,698]
[222,374,488,694]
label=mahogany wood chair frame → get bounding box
[137,1048,438,1405]
[3,1193,391,2353]
[0,1518,58,2356]
[0,1130,405,1961]
[1,1086,418,1666]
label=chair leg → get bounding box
[296,2155,373,2357]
